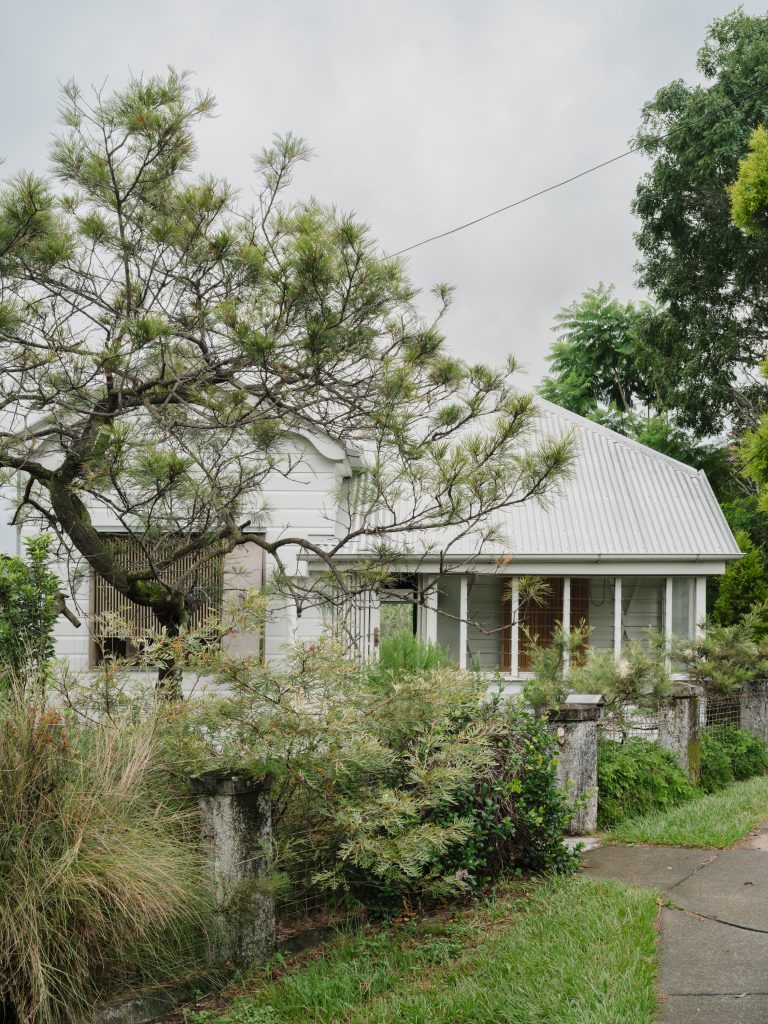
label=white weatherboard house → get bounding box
[33,400,741,681]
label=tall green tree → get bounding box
[538,284,654,416]
[0,71,571,696]
[632,9,768,435]
[538,285,737,499]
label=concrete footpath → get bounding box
[582,824,768,1023]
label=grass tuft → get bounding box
[0,697,212,1023]
[607,774,768,848]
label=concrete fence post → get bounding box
[657,682,703,783]
[548,701,602,835]
[740,678,768,742]
[188,770,275,969]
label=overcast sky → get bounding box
[0,1,763,553]
[3,1,766,378]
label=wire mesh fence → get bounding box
[701,693,742,730]
[598,708,660,743]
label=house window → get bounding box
[379,574,418,642]
[518,577,590,672]
[91,534,224,665]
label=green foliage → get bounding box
[632,10,768,434]
[374,630,452,677]
[671,615,768,693]
[713,531,768,632]
[0,536,61,688]
[193,640,577,915]
[525,632,670,718]
[0,72,574,695]
[539,284,653,416]
[538,286,736,497]
[0,696,211,1024]
[699,730,735,793]
[721,494,768,550]
[522,623,592,714]
[597,739,695,829]
[571,640,670,716]
[729,124,768,234]
[701,725,768,794]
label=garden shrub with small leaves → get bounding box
[597,739,695,829]
[700,725,768,793]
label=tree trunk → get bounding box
[153,607,187,701]
[157,649,184,701]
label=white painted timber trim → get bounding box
[422,575,438,645]
[562,576,571,673]
[510,576,519,677]
[459,575,468,670]
[613,576,622,660]
[695,576,707,638]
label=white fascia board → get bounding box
[316,556,732,576]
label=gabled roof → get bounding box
[493,399,740,561]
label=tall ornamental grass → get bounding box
[0,695,212,1024]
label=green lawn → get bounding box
[607,774,768,848]
[181,878,658,1024]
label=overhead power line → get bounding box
[388,80,768,259]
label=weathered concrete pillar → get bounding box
[188,770,275,969]
[657,682,703,783]
[740,678,768,742]
[548,702,602,835]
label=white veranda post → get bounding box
[695,577,707,639]
[510,577,520,678]
[420,576,438,646]
[613,576,622,660]
[562,576,571,673]
[458,575,468,670]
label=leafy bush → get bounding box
[204,639,577,915]
[0,536,61,688]
[0,695,211,1024]
[597,739,695,829]
[700,725,768,793]
[700,731,735,794]
[713,531,768,634]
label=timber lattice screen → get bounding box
[91,534,224,661]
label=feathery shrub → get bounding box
[202,639,577,915]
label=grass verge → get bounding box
[607,774,768,848]
[175,878,659,1024]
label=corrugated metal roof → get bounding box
[495,400,740,560]
[326,399,740,563]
